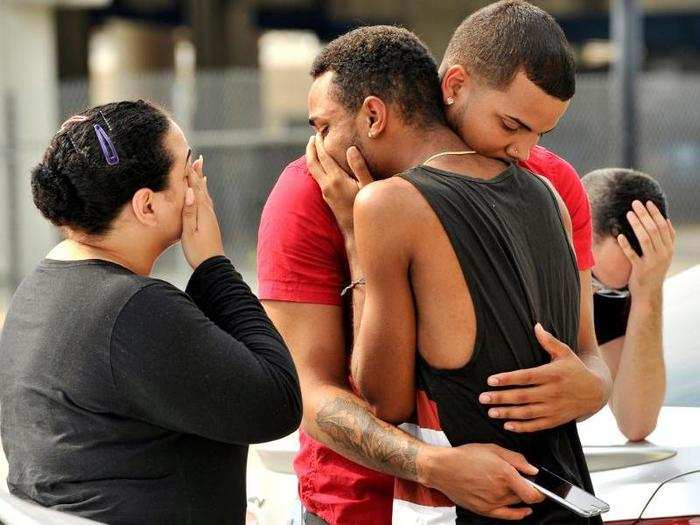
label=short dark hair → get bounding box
[442,0,576,101]
[32,100,173,235]
[310,25,445,128]
[582,168,668,256]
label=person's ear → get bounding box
[441,64,470,105]
[131,188,158,227]
[361,96,388,139]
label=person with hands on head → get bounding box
[582,168,672,441]
[0,100,301,525]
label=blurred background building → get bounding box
[1,1,699,522]
[1,0,699,300]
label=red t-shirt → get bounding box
[256,147,594,525]
[521,145,594,271]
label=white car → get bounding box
[579,264,700,524]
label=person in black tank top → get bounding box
[395,164,595,524]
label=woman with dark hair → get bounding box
[0,100,302,524]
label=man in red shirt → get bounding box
[258,3,609,523]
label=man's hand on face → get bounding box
[479,324,605,433]
[618,200,675,300]
[305,134,374,236]
[421,442,544,520]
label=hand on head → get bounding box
[617,200,675,298]
[181,155,225,270]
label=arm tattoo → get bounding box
[316,396,419,478]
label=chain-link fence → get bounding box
[1,69,699,309]
[541,72,700,225]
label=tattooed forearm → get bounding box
[315,395,419,479]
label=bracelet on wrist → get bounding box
[341,277,366,296]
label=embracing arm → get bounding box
[546,183,611,421]
[576,270,613,421]
[262,300,421,479]
[350,182,417,423]
[480,184,610,432]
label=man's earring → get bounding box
[368,131,374,139]
[446,97,455,106]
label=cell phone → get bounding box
[525,467,610,518]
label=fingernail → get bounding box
[505,422,515,431]
[487,376,499,386]
[479,393,491,403]
[488,409,499,418]
[185,187,194,205]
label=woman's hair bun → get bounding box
[31,162,80,227]
[31,100,172,235]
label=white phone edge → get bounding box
[524,478,604,518]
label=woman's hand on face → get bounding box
[181,155,225,270]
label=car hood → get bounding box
[580,406,700,521]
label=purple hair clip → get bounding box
[94,123,119,166]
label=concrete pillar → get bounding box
[56,8,91,80]
[260,30,320,130]
[187,0,261,130]
[225,0,259,68]
[89,18,177,105]
[189,0,259,70]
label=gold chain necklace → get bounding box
[423,150,476,165]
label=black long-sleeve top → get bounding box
[0,256,301,525]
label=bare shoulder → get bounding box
[355,176,430,221]
[353,177,432,254]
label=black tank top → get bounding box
[393,164,601,525]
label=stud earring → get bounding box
[368,131,374,139]
[446,97,455,106]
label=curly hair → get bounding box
[31,100,173,235]
[442,1,576,101]
[310,25,445,128]
[582,168,668,256]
